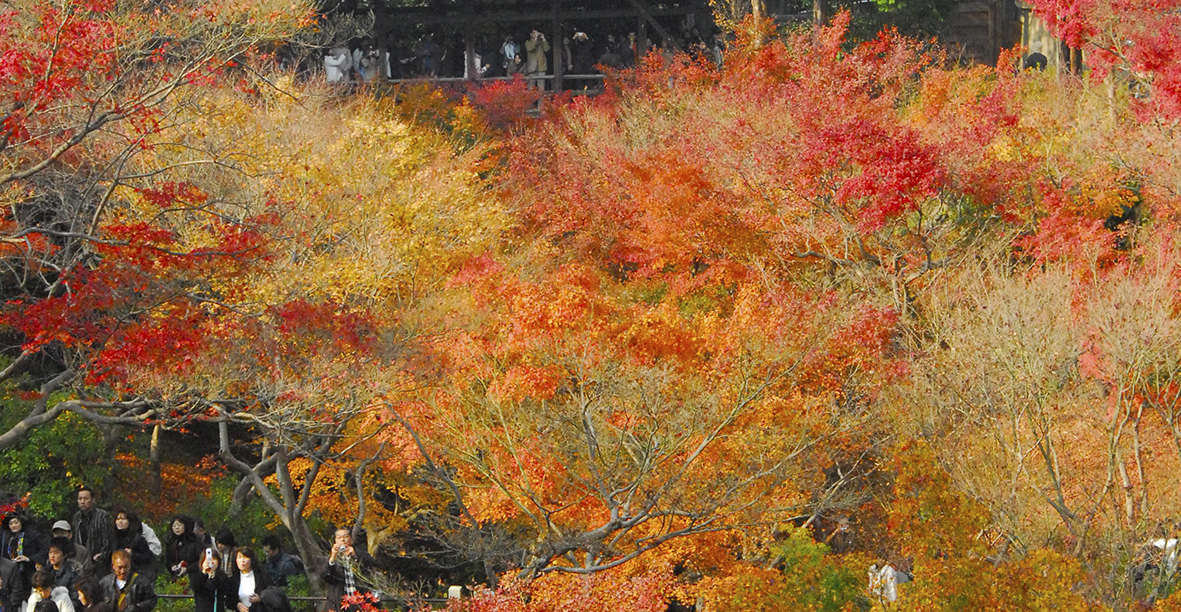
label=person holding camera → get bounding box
[189,549,229,612]
[524,30,550,90]
[321,529,374,612]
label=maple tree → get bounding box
[413,11,1181,608]
[2,3,503,580]
[355,15,948,601]
[0,0,311,449]
[5,0,1181,609]
[94,80,507,583]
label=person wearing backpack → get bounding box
[259,538,299,589]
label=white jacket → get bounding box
[868,564,898,602]
[26,587,75,612]
[142,523,162,556]
[324,47,352,83]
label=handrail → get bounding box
[365,73,608,85]
[155,593,452,605]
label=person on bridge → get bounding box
[525,30,550,91]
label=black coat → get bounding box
[1,528,47,568]
[0,557,26,612]
[111,531,154,579]
[189,570,230,612]
[223,569,272,612]
[71,510,113,562]
[320,552,375,612]
[50,562,80,591]
[163,535,199,579]
[570,37,596,74]
[98,572,156,612]
[51,561,82,611]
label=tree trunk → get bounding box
[149,423,162,494]
[286,510,327,598]
[218,421,328,595]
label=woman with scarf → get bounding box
[2,515,46,589]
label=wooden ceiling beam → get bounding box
[380,4,701,26]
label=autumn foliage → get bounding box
[6,1,1181,610]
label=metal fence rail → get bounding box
[156,593,451,611]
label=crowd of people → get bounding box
[0,489,375,612]
[320,24,728,90]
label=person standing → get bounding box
[224,549,270,612]
[72,578,108,612]
[415,34,437,77]
[259,537,298,588]
[621,32,637,67]
[23,569,74,612]
[323,45,352,84]
[71,489,112,575]
[189,549,229,612]
[3,515,46,588]
[569,31,595,89]
[110,512,153,582]
[163,517,198,581]
[524,30,550,91]
[320,529,374,612]
[49,523,87,577]
[97,552,155,612]
[0,555,27,612]
[212,531,237,580]
[192,520,213,550]
[500,35,520,76]
[43,540,77,608]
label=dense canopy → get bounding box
[4,0,1181,610]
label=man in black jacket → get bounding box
[50,522,89,576]
[0,555,26,612]
[320,529,375,612]
[98,551,156,612]
[71,488,112,575]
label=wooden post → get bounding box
[812,0,828,25]
[552,0,563,91]
[988,0,998,65]
[464,0,477,79]
[627,0,681,51]
[375,7,390,82]
[638,19,648,63]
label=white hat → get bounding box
[52,520,71,532]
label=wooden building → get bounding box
[367,0,714,88]
[348,0,1054,85]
